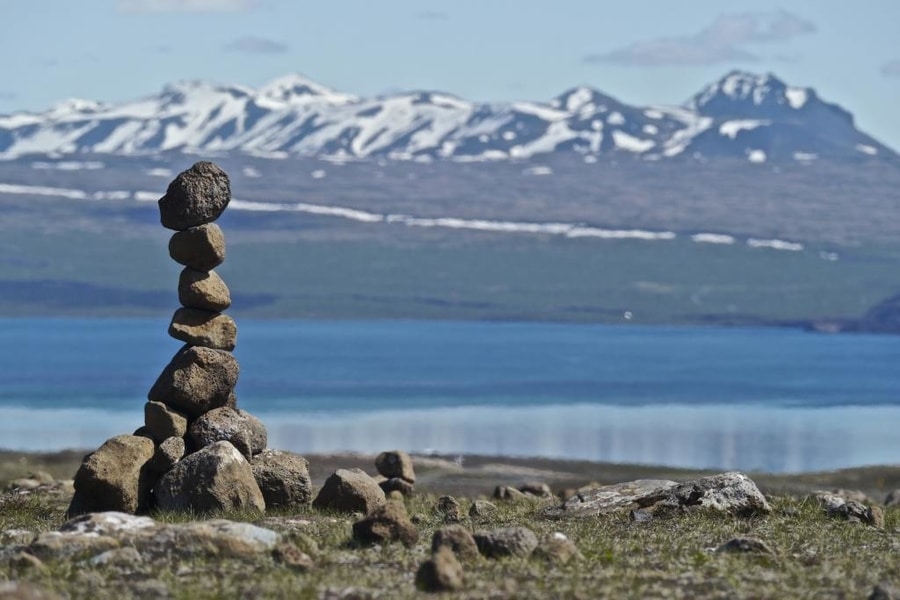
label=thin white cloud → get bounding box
[117,0,259,13]
[881,60,900,77]
[224,36,288,54]
[585,11,815,67]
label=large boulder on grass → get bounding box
[158,161,231,231]
[313,469,385,514]
[250,450,313,509]
[66,435,156,517]
[189,406,267,458]
[168,308,237,351]
[154,441,265,514]
[169,223,226,270]
[148,345,239,419]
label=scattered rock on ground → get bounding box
[518,481,553,498]
[67,434,156,517]
[473,526,539,559]
[827,500,884,528]
[431,525,480,562]
[534,532,583,564]
[250,449,312,509]
[154,441,265,514]
[494,485,528,501]
[313,469,385,514]
[437,495,462,523]
[189,406,267,458]
[715,537,775,554]
[469,499,498,519]
[352,501,418,547]
[416,546,464,593]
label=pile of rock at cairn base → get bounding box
[67,162,311,517]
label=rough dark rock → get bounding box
[313,469,385,514]
[473,527,538,559]
[415,547,464,593]
[168,223,226,271]
[67,434,156,517]
[189,406,267,458]
[178,267,231,312]
[250,449,312,509]
[144,401,188,442]
[154,441,265,514]
[375,450,415,483]
[379,477,414,497]
[827,500,884,528]
[168,307,237,351]
[148,345,239,419]
[158,161,231,231]
[715,537,775,554]
[431,525,480,562]
[352,501,418,547]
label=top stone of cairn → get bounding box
[158,161,232,231]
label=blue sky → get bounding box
[3,0,900,149]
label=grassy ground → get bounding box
[1,451,899,598]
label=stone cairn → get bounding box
[67,162,312,517]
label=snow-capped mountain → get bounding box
[0,71,894,163]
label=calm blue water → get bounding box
[2,318,899,473]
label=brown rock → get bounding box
[518,481,553,498]
[437,495,462,523]
[168,307,237,351]
[148,345,239,419]
[154,441,265,514]
[273,542,314,572]
[66,435,156,517]
[144,401,188,442]
[375,450,415,483]
[189,406,267,458]
[313,469,385,514]
[431,525,480,562]
[169,223,226,271]
[178,268,231,311]
[147,436,186,473]
[534,532,583,564]
[415,547,464,593]
[494,485,528,501]
[158,161,231,231]
[352,501,418,547]
[250,450,313,509]
[469,499,498,519]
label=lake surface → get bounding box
[1,318,899,473]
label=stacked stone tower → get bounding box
[67,162,312,517]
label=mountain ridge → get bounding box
[0,70,895,164]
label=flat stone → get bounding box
[169,223,226,270]
[66,435,156,517]
[189,406,267,459]
[168,307,237,351]
[178,268,231,311]
[154,441,265,514]
[158,161,231,231]
[144,401,188,442]
[148,345,239,419]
